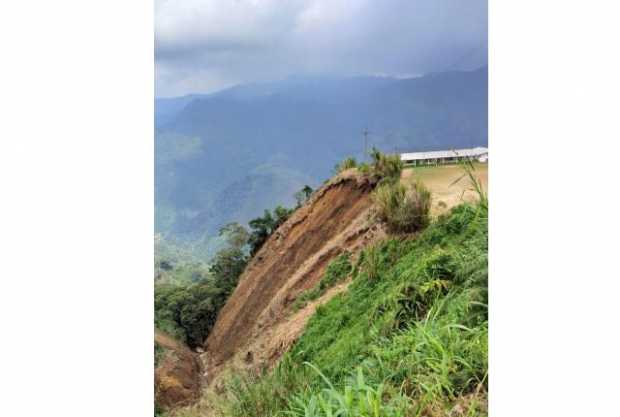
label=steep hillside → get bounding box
[175,165,488,417]
[154,330,202,412]
[203,169,385,382]
[155,67,487,253]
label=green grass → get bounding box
[372,179,432,233]
[210,199,488,417]
[291,253,352,312]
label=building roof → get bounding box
[400,147,488,161]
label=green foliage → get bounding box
[369,147,404,183]
[154,224,250,348]
[292,253,352,311]
[248,206,294,255]
[372,179,432,233]
[358,244,382,280]
[213,201,488,416]
[287,365,409,417]
[357,162,371,175]
[248,209,274,255]
[334,149,403,182]
[334,157,358,174]
[154,281,225,348]
[294,185,314,207]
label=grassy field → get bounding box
[402,163,488,216]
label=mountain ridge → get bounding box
[155,67,487,254]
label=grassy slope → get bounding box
[202,201,488,417]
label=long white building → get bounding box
[400,147,488,166]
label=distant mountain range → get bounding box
[155,67,487,255]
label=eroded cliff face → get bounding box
[155,330,202,411]
[203,170,383,384]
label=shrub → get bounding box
[372,179,431,233]
[369,147,403,183]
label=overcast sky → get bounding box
[155,0,487,98]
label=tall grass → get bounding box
[372,179,432,233]
[335,149,403,183]
[369,147,403,183]
[450,160,487,210]
[286,364,409,417]
[207,199,487,417]
[334,157,358,174]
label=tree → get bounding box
[219,222,250,250]
[154,223,251,348]
[273,205,293,227]
[294,185,314,207]
[248,209,276,255]
[209,246,248,294]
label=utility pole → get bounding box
[363,127,369,162]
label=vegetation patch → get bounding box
[373,178,432,233]
[334,157,358,173]
[291,253,352,312]
[334,148,403,183]
[207,199,488,417]
[155,224,249,348]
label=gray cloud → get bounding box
[155,0,487,97]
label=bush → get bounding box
[372,179,431,233]
[369,148,403,183]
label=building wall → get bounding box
[403,153,488,166]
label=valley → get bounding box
[155,68,488,259]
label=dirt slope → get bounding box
[155,330,203,411]
[203,169,383,383]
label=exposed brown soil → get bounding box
[155,330,203,411]
[203,169,384,385]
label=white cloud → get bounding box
[155,0,487,97]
